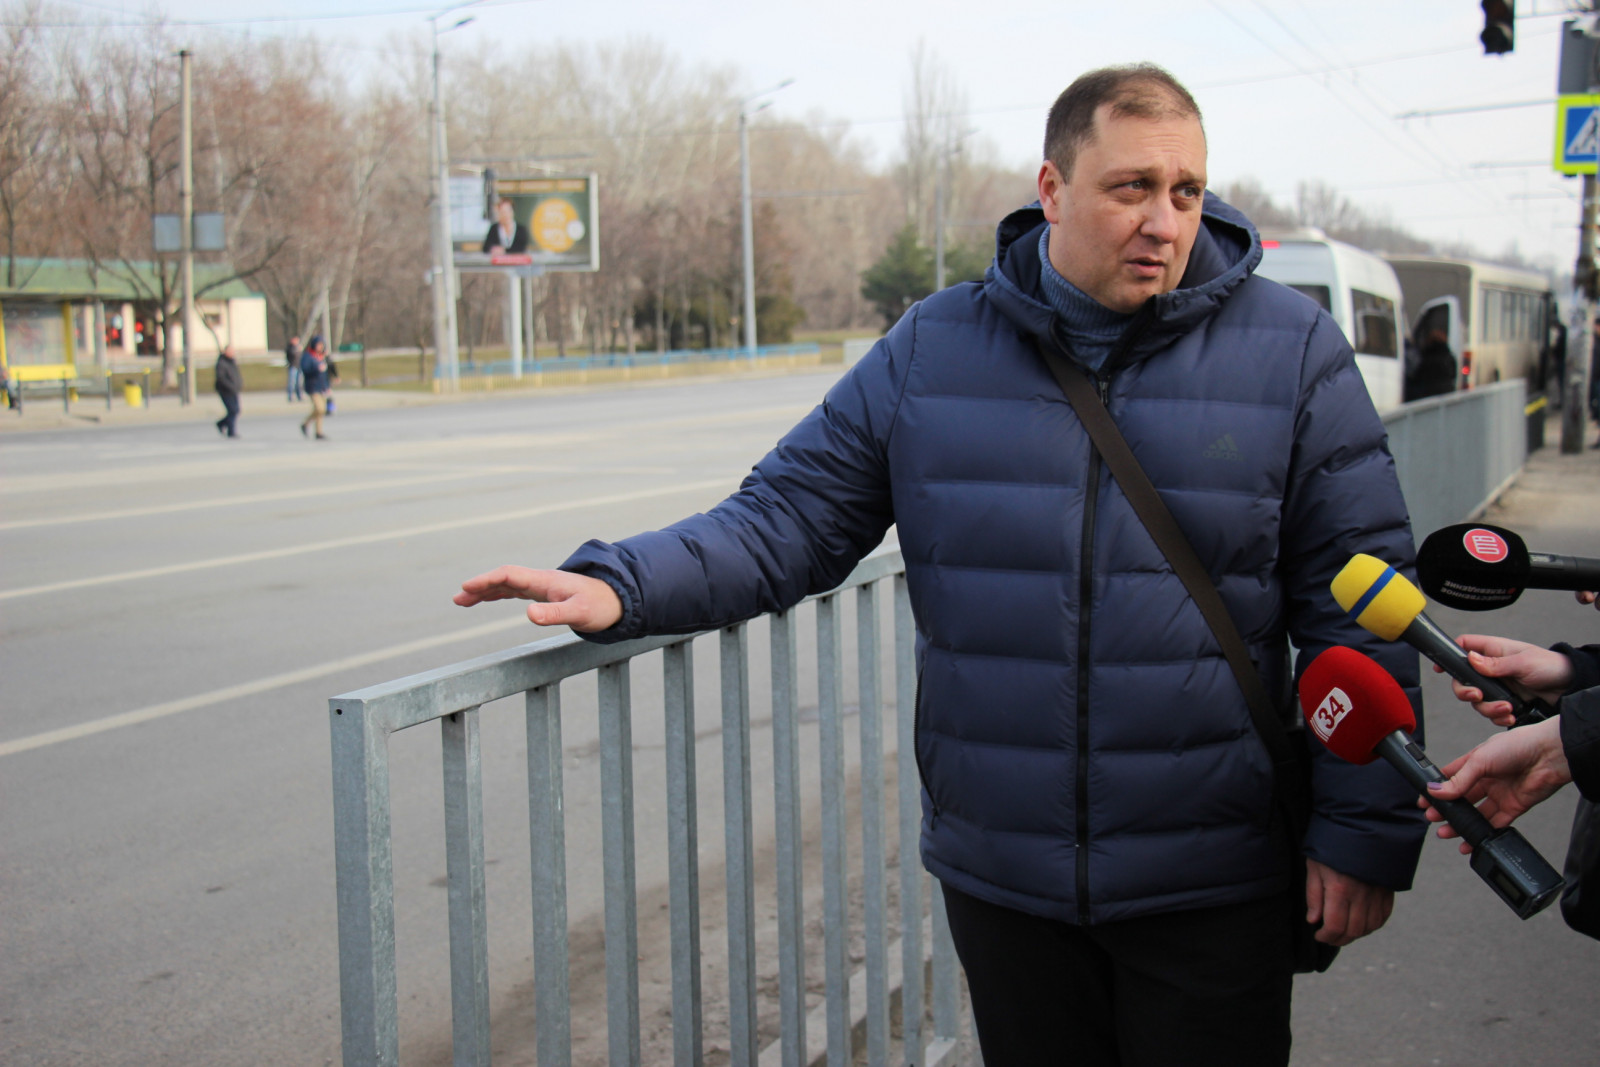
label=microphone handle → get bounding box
[1402,613,1549,725]
[1374,732,1496,848]
[1377,731,1566,920]
[1527,552,1600,591]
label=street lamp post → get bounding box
[934,129,976,292]
[738,79,793,360]
[179,48,194,404]
[428,4,479,391]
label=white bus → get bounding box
[1383,256,1555,395]
[1255,229,1405,410]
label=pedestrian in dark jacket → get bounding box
[453,64,1425,1066]
[285,335,303,401]
[299,336,335,440]
[214,344,242,438]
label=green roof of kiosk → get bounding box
[0,257,260,301]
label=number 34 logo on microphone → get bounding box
[1309,686,1352,744]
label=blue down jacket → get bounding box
[565,194,1426,924]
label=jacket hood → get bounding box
[983,191,1262,368]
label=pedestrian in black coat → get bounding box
[214,345,243,438]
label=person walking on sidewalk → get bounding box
[299,336,336,440]
[285,335,303,401]
[214,344,243,439]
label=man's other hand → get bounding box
[1305,859,1393,946]
[454,566,623,632]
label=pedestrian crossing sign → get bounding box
[1555,94,1600,174]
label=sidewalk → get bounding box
[0,385,452,434]
[0,362,845,435]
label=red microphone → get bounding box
[1300,646,1414,765]
[1298,646,1563,919]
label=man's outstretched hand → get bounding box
[454,566,623,632]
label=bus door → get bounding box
[1406,295,1463,401]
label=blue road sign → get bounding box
[1555,94,1600,174]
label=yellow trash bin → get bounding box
[123,383,144,408]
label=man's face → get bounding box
[1038,105,1207,314]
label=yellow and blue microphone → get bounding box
[1331,554,1550,726]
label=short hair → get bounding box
[1043,64,1203,180]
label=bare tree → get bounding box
[1214,177,1296,231]
[0,4,66,288]
[896,40,969,243]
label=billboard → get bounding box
[454,174,599,273]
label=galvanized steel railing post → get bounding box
[893,575,924,1065]
[856,584,889,1065]
[663,642,704,1067]
[721,624,758,1064]
[331,698,399,1067]
[598,662,641,1065]
[817,593,850,1064]
[769,610,806,1067]
[930,883,960,1060]
[442,707,492,1066]
[527,684,571,1067]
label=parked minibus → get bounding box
[1383,256,1555,396]
[1254,229,1405,410]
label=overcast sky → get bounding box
[72,0,1593,270]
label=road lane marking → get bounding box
[0,616,533,758]
[0,477,732,601]
[0,404,812,495]
[0,463,675,531]
[0,470,489,530]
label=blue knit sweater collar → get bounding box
[1037,225,1131,370]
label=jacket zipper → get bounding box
[1055,317,1149,926]
[1073,372,1107,925]
[911,667,939,819]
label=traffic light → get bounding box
[1481,0,1514,55]
[482,167,498,220]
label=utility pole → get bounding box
[934,152,946,292]
[1561,10,1600,453]
[1565,177,1595,454]
[934,130,974,292]
[739,105,756,359]
[738,79,793,360]
[179,48,194,405]
[428,6,476,392]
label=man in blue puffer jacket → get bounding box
[457,64,1424,1065]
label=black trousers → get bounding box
[941,882,1294,1067]
[216,392,240,436]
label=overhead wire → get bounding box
[1221,0,1565,232]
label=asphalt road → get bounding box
[2,377,1597,1066]
[0,373,852,1066]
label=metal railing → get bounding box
[1382,378,1528,537]
[330,545,968,1066]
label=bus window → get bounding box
[1287,284,1332,313]
[1351,289,1398,357]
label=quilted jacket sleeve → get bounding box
[1280,311,1428,891]
[559,308,917,643]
